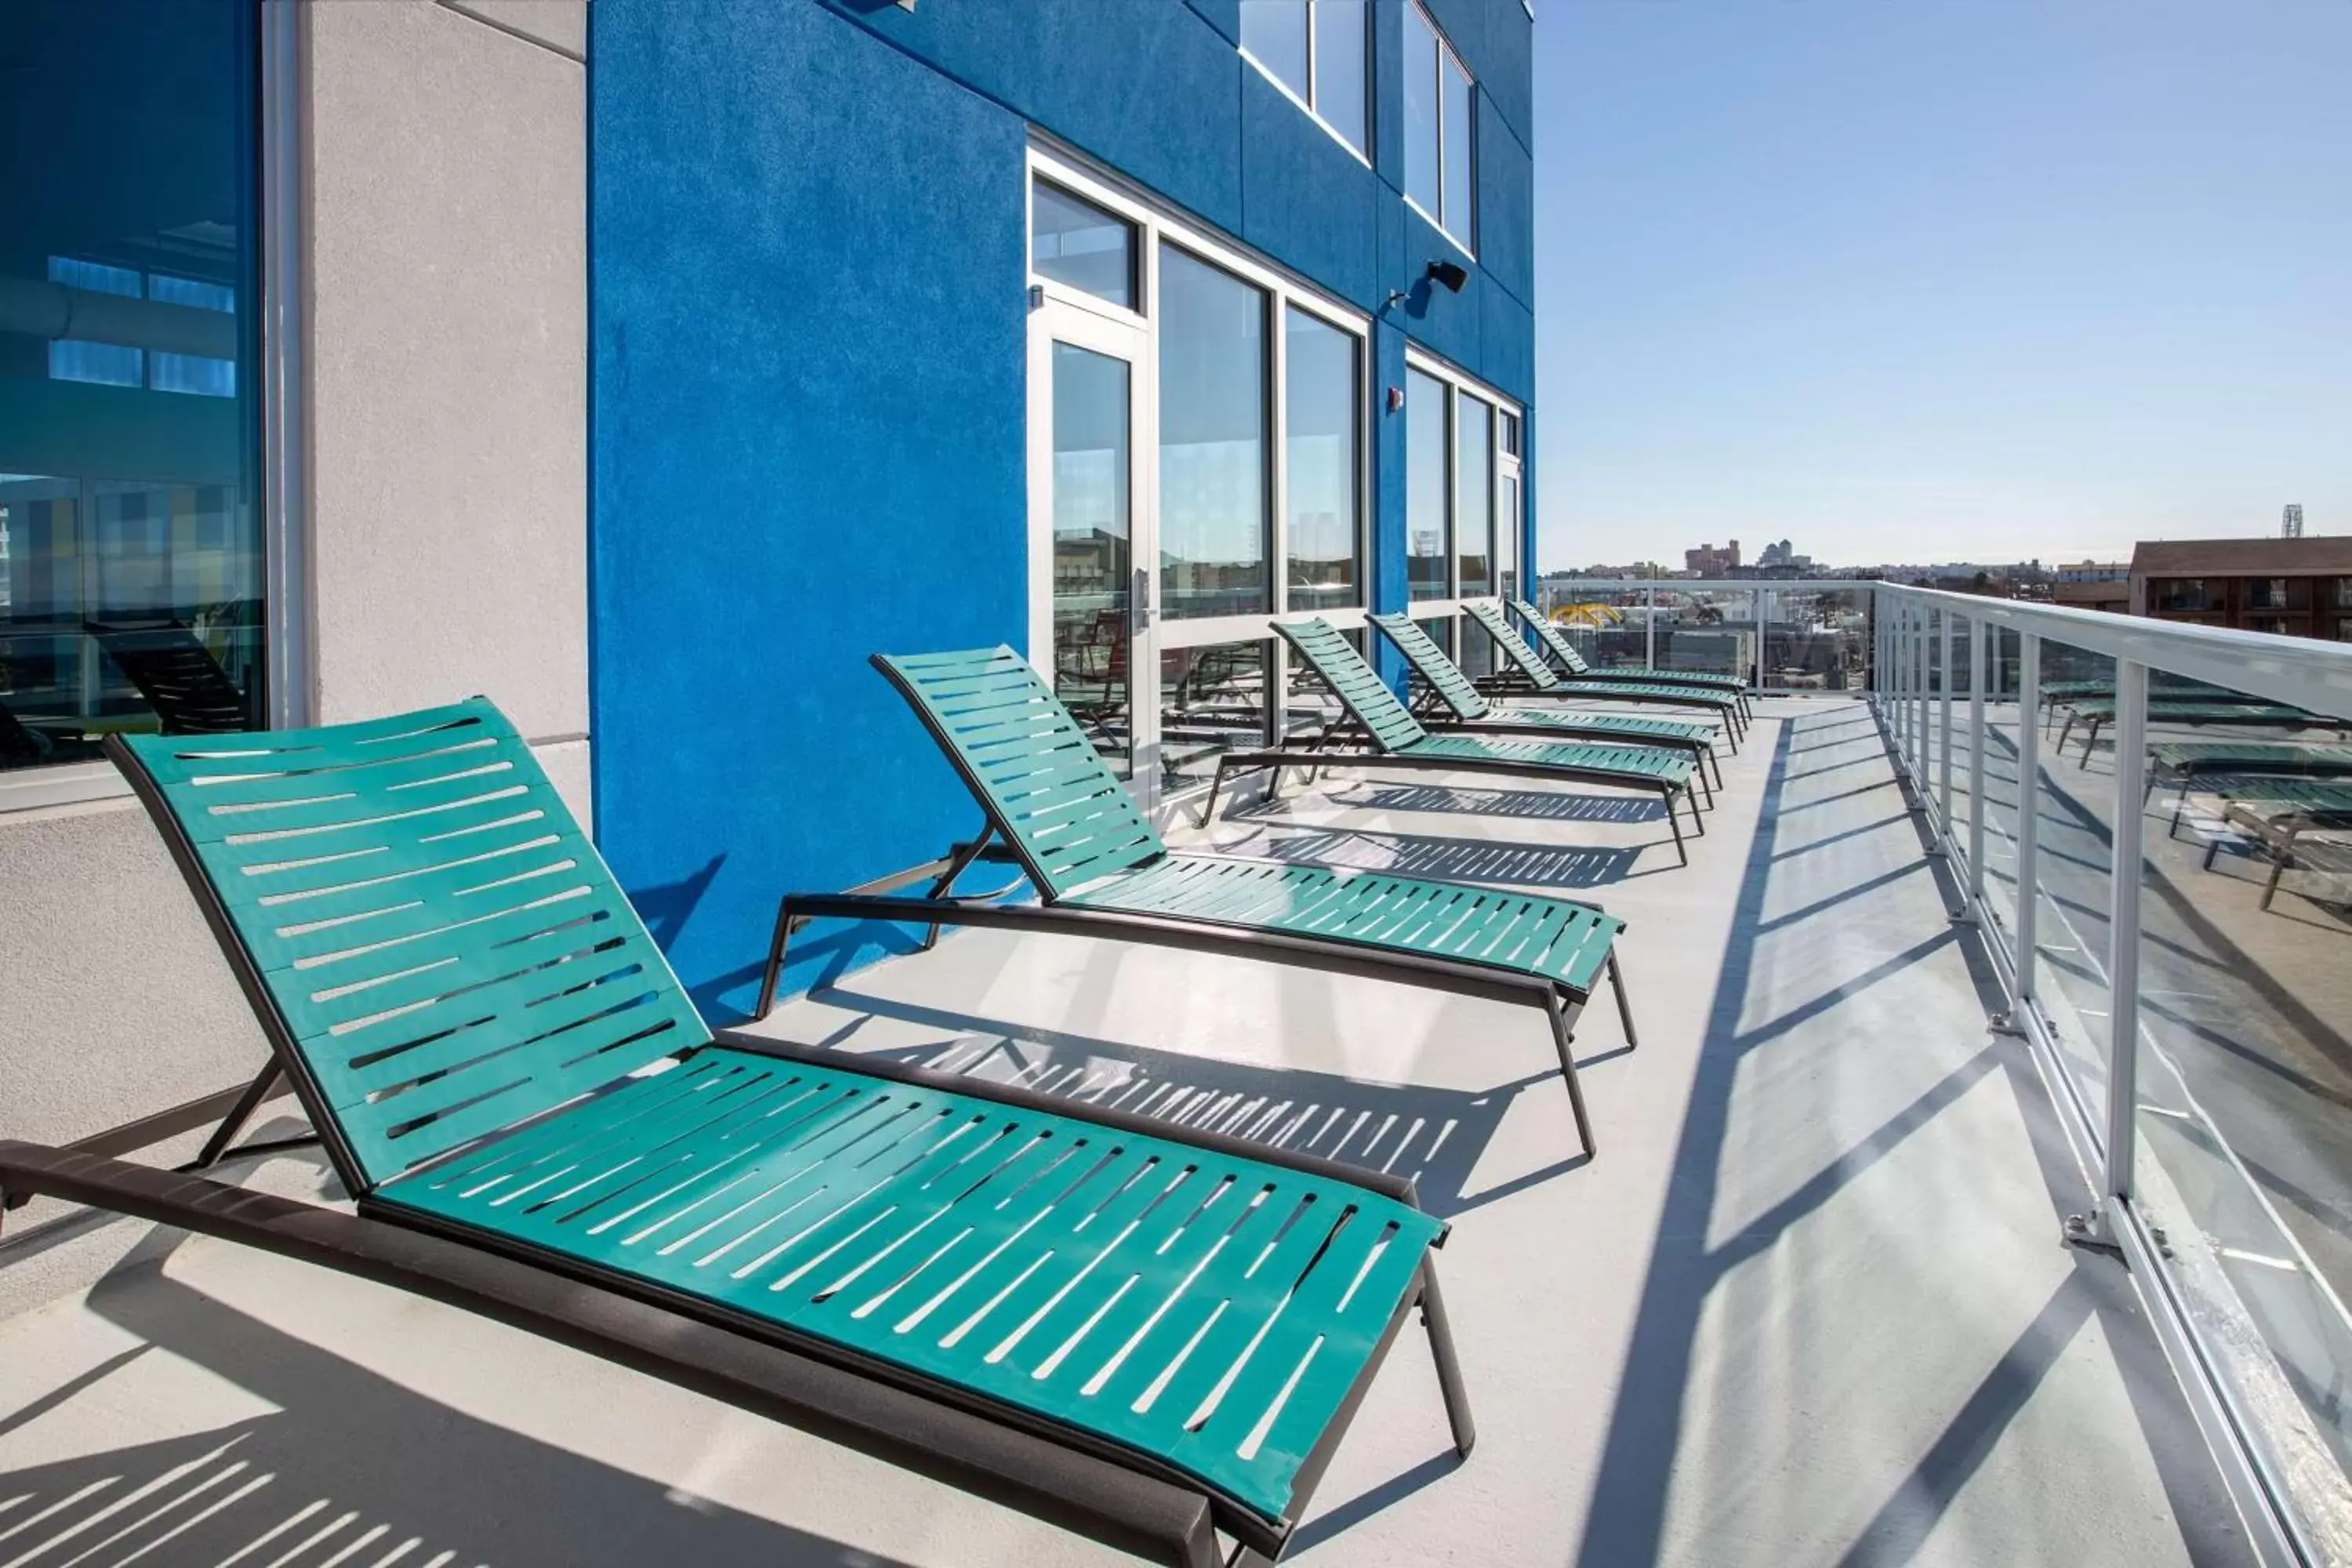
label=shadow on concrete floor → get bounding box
[3,1240,914,1568]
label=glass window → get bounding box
[1241,1,1367,158]
[1050,343,1133,777]
[1406,367,1450,600]
[1160,640,1270,789]
[1403,7,1440,219]
[1283,308,1359,611]
[2249,576,2289,609]
[3,0,264,773]
[1159,245,1269,619]
[1240,1,1308,100]
[1457,395,1493,597]
[1441,52,1475,240]
[1405,2,1474,245]
[1032,181,1136,310]
[1312,1,1368,158]
[1499,410,1520,456]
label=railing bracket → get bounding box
[2063,1212,2125,1255]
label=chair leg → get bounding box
[187,1060,287,1172]
[1696,763,1715,811]
[1544,989,1595,1160]
[1608,951,1638,1048]
[920,831,995,951]
[2261,853,2288,912]
[1200,760,1233,826]
[755,895,797,1020]
[1419,1265,1477,1457]
[1663,786,1688,866]
[1687,784,1705,836]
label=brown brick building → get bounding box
[2129,537,2352,641]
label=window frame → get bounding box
[0,0,306,815]
[1237,0,1372,168]
[1403,0,1476,256]
[1025,141,1374,806]
[1396,346,1523,637]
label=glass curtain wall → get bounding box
[1406,367,1449,600]
[2,0,263,771]
[1284,308,1358,611]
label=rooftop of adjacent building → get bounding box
[0,697,2257,1567]
[2132,536,2352,577]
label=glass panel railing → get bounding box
[1759,586,1869,693]
[2126,671,2352,1538]
[2028,637,2119,1125]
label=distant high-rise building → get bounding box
[1685,539,1741,575]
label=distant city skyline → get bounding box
[1532,2,2352,571]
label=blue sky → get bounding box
[1534,2,2352,570]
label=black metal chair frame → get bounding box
[0,736,1477,1568]
[754,659,1640,1160]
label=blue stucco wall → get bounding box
[591,0,1537,1016]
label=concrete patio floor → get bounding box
[0,699,2259,1566]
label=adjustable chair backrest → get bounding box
[874,648,1165,901]
[1463,601,1565,692]
[110,699,707,1195]
[1509,599,1595,676]
[1272,619,1429,753]
[91,621,256,735]
[1368,612,1495,721]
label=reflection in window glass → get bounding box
[3,0,263,773]
[1441,52,1474,240]
[1406,368,1449,600]
[1160,640,1269,790]
[1285,308,1359,611]
[1457,396,1492,597]
[1403,7,1440,219]
[1159,246,1269,619]
[1312,0,1369,157]
[1051,343,1133,777]
[1239,0,1308,100]
[1032,181,1136,310]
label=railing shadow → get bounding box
[794,994,1592,1219]
[8,1232,913,1568]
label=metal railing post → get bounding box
[2008,631,2042,1023]
[2102,659,2147,1208]
[1753,589,1766,693]
[1938,608,1955,837]
[1645,580,1657,672]
[1967,612,1986,911]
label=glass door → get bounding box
[1028,299,1157,797]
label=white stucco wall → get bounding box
[0,0,590,1319]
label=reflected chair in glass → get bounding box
[1508,597,1753,719]
[1369,612,1724,799]
[757,646,1639,1160]
[87,619,254,735]
[1192,620,1702,864]
[0,697,1472,1568]
[2052,695,2352,764]
[1458,601,1745,747]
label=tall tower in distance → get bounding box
[2283,503,2305,539]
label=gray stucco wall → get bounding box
[0,0,590,1319]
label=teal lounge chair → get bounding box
[0,699,1473,1568]
[757,647,1638,1158]
[1461,601,1746,743]
[1508,597,1753,717]
[1369,611,1725,799]
[2146,740,2352,808]
[1197,619,1701,862]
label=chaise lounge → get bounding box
[757,646,1639,1157]
[1509,597,1754,719]
[1462,601,1748,741]
[0,699,1475,1568]
[1369,610,1726,799]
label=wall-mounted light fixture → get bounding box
[1385,258,1470,311]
